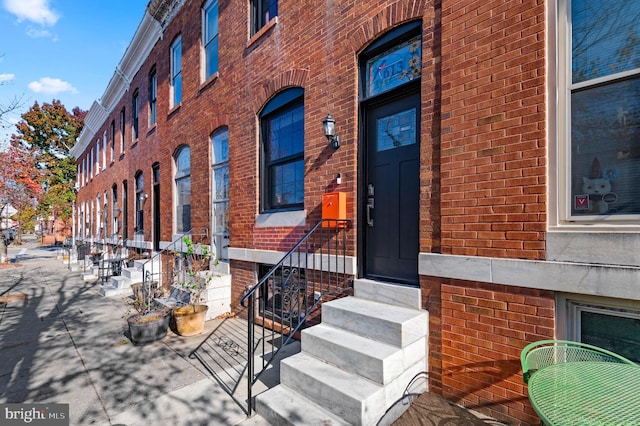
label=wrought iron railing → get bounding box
[240,219,353,415]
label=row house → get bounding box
[70,0,640,424]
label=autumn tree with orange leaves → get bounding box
[0,142,43,243]
[4,100,85,243]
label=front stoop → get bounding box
[99,259,159,297]
[256,279,429,426]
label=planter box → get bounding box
[127,310,170,345]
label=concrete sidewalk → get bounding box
[0,238,270,426]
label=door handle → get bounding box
[366,198,374,227]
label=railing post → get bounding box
[247,288,255,416]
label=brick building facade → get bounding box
[70,1,640,424]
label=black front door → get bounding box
[364,91,420,284]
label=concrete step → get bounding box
[353,278,422,310]
[301,324,401,385]
[122,267,143,281]
[99,284,132,297]
[110,275,131,289]
[321,296,427,348]
[280,352,385,426]
[255,384,349,426]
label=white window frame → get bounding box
[558,293,640,361]
[202,0,219,82]
[149,66,157,126]
[95,140,100,175]
[553,0,640,231]
[102,131,107,170]
[174,146,191,234]
[135,172,144,234]
[120,108,126,154]
[110,120,116,162]
[211,128,229,260]
[170,36,183,108]
[132,90,139,142]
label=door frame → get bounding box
[356,20,423,284]
[358,83,421,284]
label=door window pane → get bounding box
[377,109,416,152]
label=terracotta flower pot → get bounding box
[127,310,170,345]
[172,304,208,336]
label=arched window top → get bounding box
[212,127,229,164]
[360,20,422,99]
[261,87,304,117]
[175,146,190,178]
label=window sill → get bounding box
[255,209,306,228]
[199,72,219,93]
[147,124,157,136]
[247,17,277,49]
[168,103,181,118]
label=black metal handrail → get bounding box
[140,229,209,310]
[240,219,353,415]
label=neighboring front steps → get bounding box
[99,259,157,297]
[256,279,428,426]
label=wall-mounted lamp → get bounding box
[139,193,148,202]
[323,113,341,149]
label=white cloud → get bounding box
[3,0,59,26]
[0,73,15,83]
[28,77,78,95]
[26,27,53,38]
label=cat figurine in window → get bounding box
[582,176,611,214]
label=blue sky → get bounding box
[0,0,148,147]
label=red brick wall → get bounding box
[73,1,556,424]
[439,0,547,260]
[77,0,432,251]
[423,275,555,424]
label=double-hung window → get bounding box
[174,146,191,233]
[561,1,640,222]
[203,0,219,80]
[132,89,139,141]
[102,131,107,169]
[211,128,229,260]
[120,108,126,153]
[110,120,115,162]
[171,37,183,108]
[260,88,304,211]
[251,0,277,36]
[149,66,157,126]
[135,171,144,233]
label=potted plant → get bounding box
[126,281,170,345]
[171,236,216,336]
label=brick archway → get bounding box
[348,0,429,54]
[253,68,309,113]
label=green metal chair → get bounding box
[521,339,636,384]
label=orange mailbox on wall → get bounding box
[322,192,347,227]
